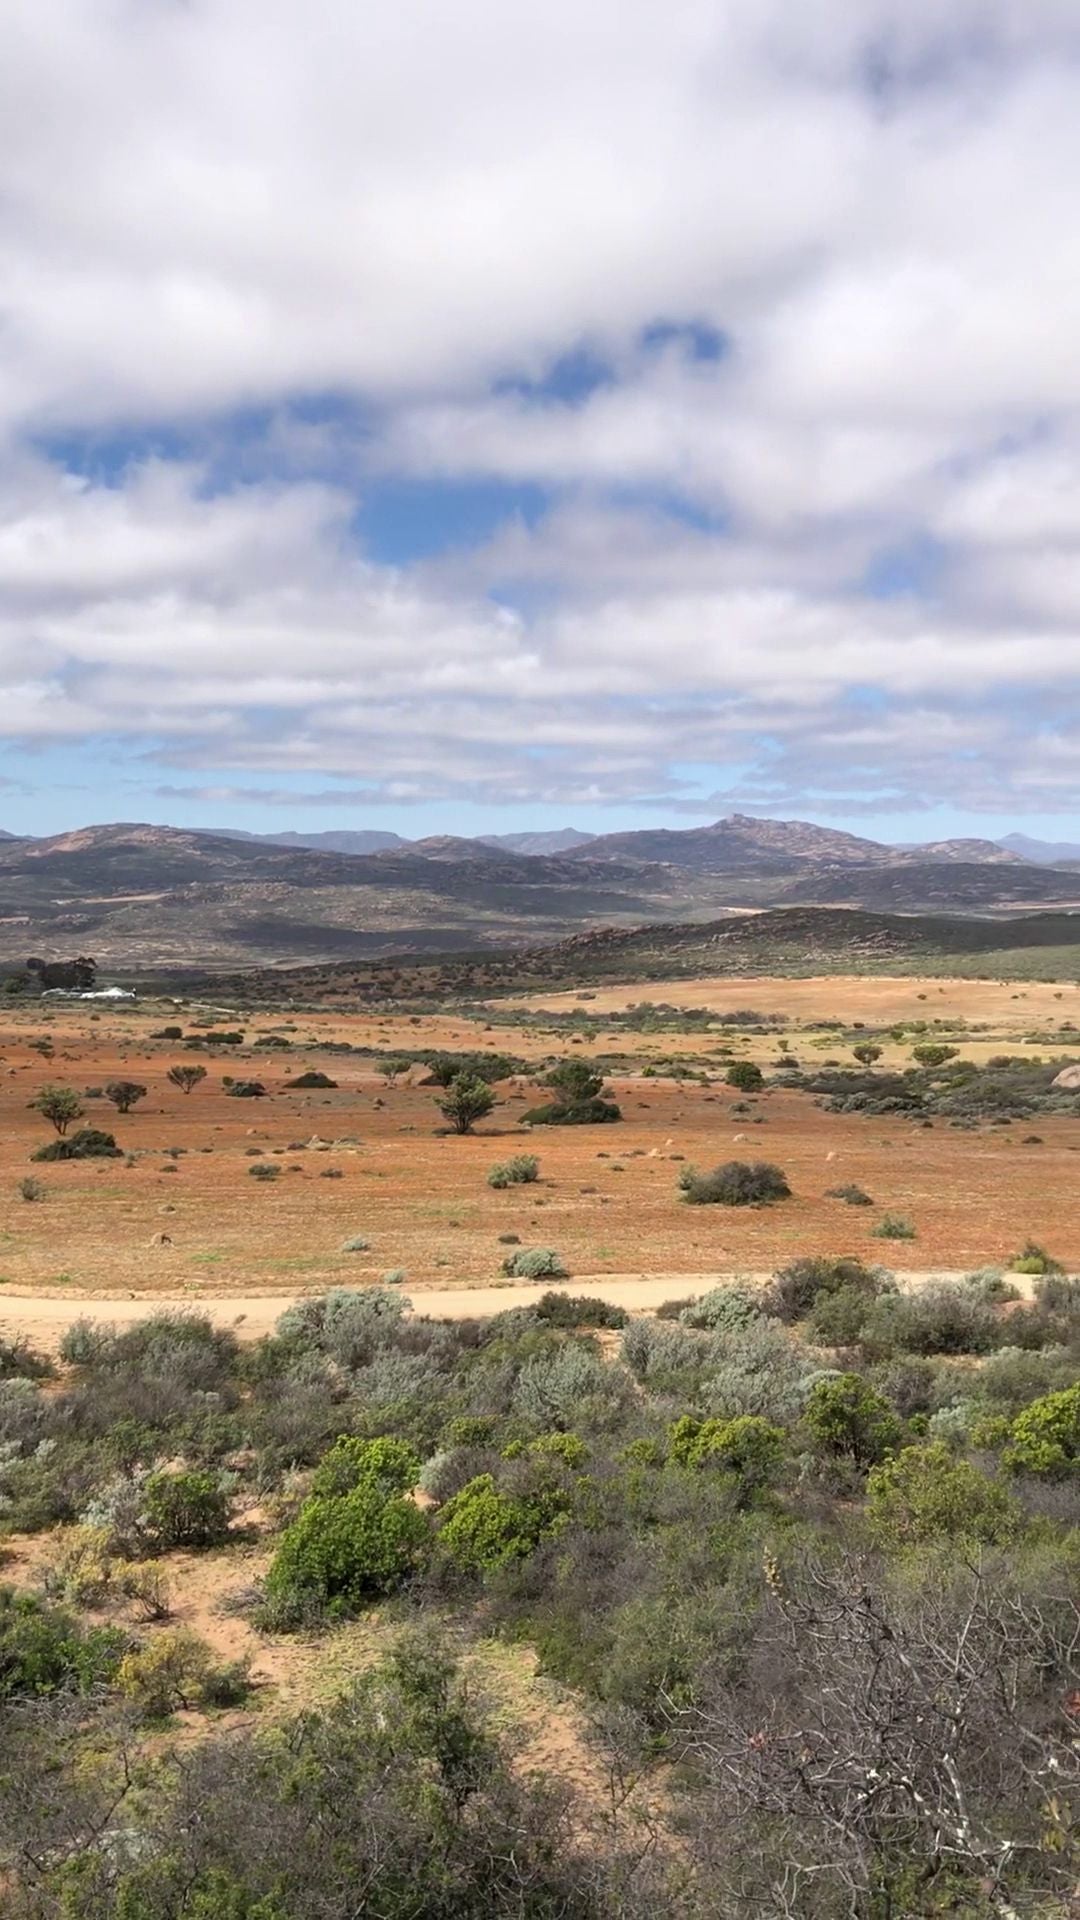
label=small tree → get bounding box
[166,1064,207,1095]
[380,1057,410,1087]
[437,1073,495,1135]
[852,1042,883,1065]
[34,1085,83,1136]
[912,1043,958,1068]
[105,1080,147,1115]
[725,1060,764,1092]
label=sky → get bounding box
[2,1,1080,845]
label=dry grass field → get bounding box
[1,970,1078,1305]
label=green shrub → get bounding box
[762,1255,886,1324]
[668,1412,785,1499]
[500,1247,568,1279]
[248,1161,280,1180]
[0,1585,125,1698]
[225,1081,267,1099]
[266,1479,428,1619]
[521,1097,621,1126]
[285,1072,338,1088]
[804,1373,901,1468]
[679,1286,762,1331]
[679,1161,790,1206]
[871,1214,917,1241]
[533,1292,627,1329]
[725,1061,764,1091]
[1005,1384,1080,1477]
[806,1284,877,1347]
[437,1074,495,1134]
[310,1435,419,1498]
[32,1126,120,1162]
[438,1473,565,1574]
[825,1183,874,1207]
[487,1154,540,1188]
[117,1628,249,1718]
[867,1444,1021,1544]
[1008,1240,1064,1276]
[143,1470,232,1550]
[861,1283,999,1357]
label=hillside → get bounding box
[2,818,1079,972]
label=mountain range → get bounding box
[1,814,1079,971]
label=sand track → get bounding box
[0,1270,977,1347]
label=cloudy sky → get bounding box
[2,0,1080,841]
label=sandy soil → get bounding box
[1,987,1077,1296]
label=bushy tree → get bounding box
[266,1472,428,1618]
[912,1043,958,1068]
[523,1058,621,1125]
[437,1073,495,1134]
[143,1469,231,1550]
[167,1064,207,1094]
[852,1042,883,1065]
[668,1413,785,1500]
[438,1472,566,1574]
[33,1085,83,1136]
[104,1080,146,1114]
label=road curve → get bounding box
[0,1270,976,1346]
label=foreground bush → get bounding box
[867,1443,1021,1544]
[142,1469,232,1551]
[679,1161,790,1206]
[501,1247,568,1279]
[487,1153,540,1188]
[522,1059,621,1126]
[0,1586,125,1698]
[762,1256,887,1324]
[803,1373,900,1469]
[265,1436,426,1621]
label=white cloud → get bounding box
[3,3,1080,815]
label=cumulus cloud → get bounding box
[1,1,1080,818]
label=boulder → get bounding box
[402,1062,439,1087]
[1051,1064,1080,1090]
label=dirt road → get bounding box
[0,1271,978,1347]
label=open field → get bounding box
[2,970,1079,1298]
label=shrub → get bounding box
[679,1161,790,1206]
[804,1373,901,1468]
[861,1282,999,1357]
[679,1286,762,1332]
[852,1043,883,1065]
[825,1183,874,1207]
[522,1096,621,1125]
[806,1284,878,1347]
[1033,1273,1080,1313]
[911,1043,958,1068]
[871,1214,917,1241]
[276,1288,409,1369]
[117,1629,249,1717]
[248,1161,280,1180]
[523,1060,620,1125]
[0,1586,125,1699]
[142,1469,231,1550]
[153,1026,184,1041]
[166,1064,207,1094]
[32,1125,121,1162]
[725,1061,764,1091]
[1005,1384,1080,1478]
[105,1080,147,1114]
[500,1247,568,1279]
[265,1479,428,1619]
[437,1074,495,1134]
[668,1412,785,1499]
[867,1443,1020,1544]
[1008,1240,1064,1276]
[487,1154,540,1188]
[533,1291,627,1329]
[701,1320,810,1424]
[438,1473,565,1573]
[762,1255,887,1324]
[0,1334,53,1380]
[225,1080,267,1099]
[285,1071,338,1088]
[18,1176,46,1202]
[310,1435,419,1498]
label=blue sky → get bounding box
[2,1,1080,846]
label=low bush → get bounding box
[18,1176,46,1202]
[871,1213,917,1241]
[501,1247,568,1279]
[860,1282,999,1357]
[804,1373,901,1468]
[248,1161,280,1180]
[825,1183,874,1207]
[533,1291,627,1329]
[521,1096,621,1126]
[679,1286,763,1331]
[679,1161,790,1207]
[1008,1240,1064,1276]
[487,1154,540,1188]
[1005,1384,1080,1478]
[117,1628,249,1717]
[285,1072,338,1088]
[867,1443,1021,1544]
[725,1061,764,1091]
[32,1126,120,1162]
[142,1469,232,1550]
[0,1585,126,1698]
[225,1081,267,1099]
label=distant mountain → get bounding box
[3,815,1079,973]
[910,838,1023,865]
[203,827,408,855]
[999,833,1080,865]
[480,828,596,856]
[565,813,891,872]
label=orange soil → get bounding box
[0,990,1077,1297]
